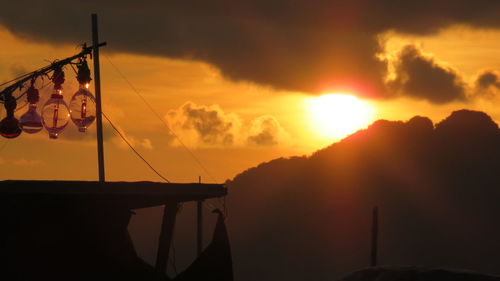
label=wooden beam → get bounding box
[197,200,203,256]
[371,206,379,267]
[196,176,203,256]
[156,203,179,274]
[0,181,227,209]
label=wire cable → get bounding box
[102,111,170,183]
[102,54,219,184]
[0,72,33,88]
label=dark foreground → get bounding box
[341,267,500,281]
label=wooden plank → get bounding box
[197,200,203,256]
[155,203,179,274]
[0,180,225,194]
[0,181,227,209]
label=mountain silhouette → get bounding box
[224,109,500,281]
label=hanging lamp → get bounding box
[0,94,22,138]
[69,58,96,132]
[19,79,43,134]
[42,66,70,139]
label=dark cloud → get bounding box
[389,45,467,103]
[0,1,499,101]
[476,70,500,91]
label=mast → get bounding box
[197,176,204,256]
[91,14,106,183]
[371,206,379,267]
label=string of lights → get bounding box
[0,43,105,139]
[0,43,104,102]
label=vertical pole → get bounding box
[371,206,379,267]
[156,203,179,274]
[92,13,105,183]
[197,176,203,256]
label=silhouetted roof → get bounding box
[0,180,227,209]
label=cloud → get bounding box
[112,136,153,150]
[389,45,467,103]
[475,70,500,97]
[167,102,239,146]
[476,71,500,88]
[48,105,153,151]
[166,102,287,147]
[0,156,42,166]
[44,109,155,150]
[11,158,42,166]
[109,124,154,150]
[139,138,153,150]
[0,1,499,101]
[247,115,288,146]
[56,120,115,143]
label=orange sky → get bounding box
[1,25,499,182]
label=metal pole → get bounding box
[91,14,105,183]
[197,176,203,256]
[371,206,379,267]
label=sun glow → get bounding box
[308,94,375,140]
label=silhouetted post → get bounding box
[156,203,179,274]
[197,176,203,256]
[371,206,379,267]
[91,14,105,183]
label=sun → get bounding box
[307,93,375,140]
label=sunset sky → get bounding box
[0,1,499,183]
